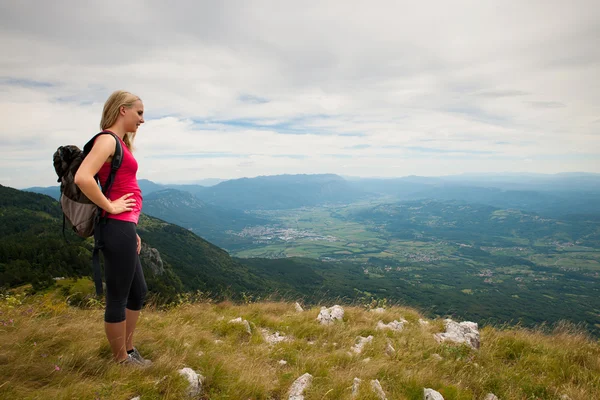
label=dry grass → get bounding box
[1,286,599,400]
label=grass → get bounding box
[1,286,599,399]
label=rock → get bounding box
[288,373,313,400]
[229,317,252,334]
[178,367,203,397]
[139,244,165,275]
[484,394,499,400]
[434,319,480,349]
[424,388,444,399]
[295,302,304,312]
[371,379,387,399]
[351,336,373,354]
[376,319,407,332]
[371,307,386,313]
[130,397,140,400]
[352,377,362,397]
[278,359,287,365]
[560,396,571,400]
[419,319,430,326]
[261,328,291,345]
[385,342,396,356]
[317,305,344,325]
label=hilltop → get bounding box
[0,284,598,399]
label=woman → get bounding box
[75,90,149,365]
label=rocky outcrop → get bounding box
[139,243,165,276]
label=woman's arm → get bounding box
[74,135,135,214]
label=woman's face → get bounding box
[122,100,145,132]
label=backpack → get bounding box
[54,132,124,295]
[53,131,123,238]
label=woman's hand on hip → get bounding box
[108,193,135,214]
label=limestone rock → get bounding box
[434,319,480,349]
[376,319,407,332]
[385,341,396,356]
[352,377,362,397]
[484,394,499,400]
[229,317,252,334]
[317,305,344,325]
[295,302,304,312]
[261,328,291,345]
[288,373,313,400]
[351,335,373,354]
[371,379,387,399]
[178,367,204,397]
[424,388,444,400]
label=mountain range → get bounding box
[27,172,600,216]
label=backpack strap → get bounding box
[84,131,124,296]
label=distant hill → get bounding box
[346,174,600,217]
[195,174,368,210]
[23,185,60,200]
[24,180,211,201]
[142,188,269,249]
[0,185,270,301]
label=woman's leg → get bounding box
[105,321,127,362]
[125,255,148,351]
[125,308,141,352]
[99,220,140,362]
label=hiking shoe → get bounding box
[129,347,152,366]
[120,352,151,368]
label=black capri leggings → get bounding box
[95,218,148,323]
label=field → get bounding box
[227,200,600,335]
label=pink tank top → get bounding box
[96,133,143,224]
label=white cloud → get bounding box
[0,0,599,188]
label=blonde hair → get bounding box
[100,90,141,151]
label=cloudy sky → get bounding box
[1,0,599,188]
